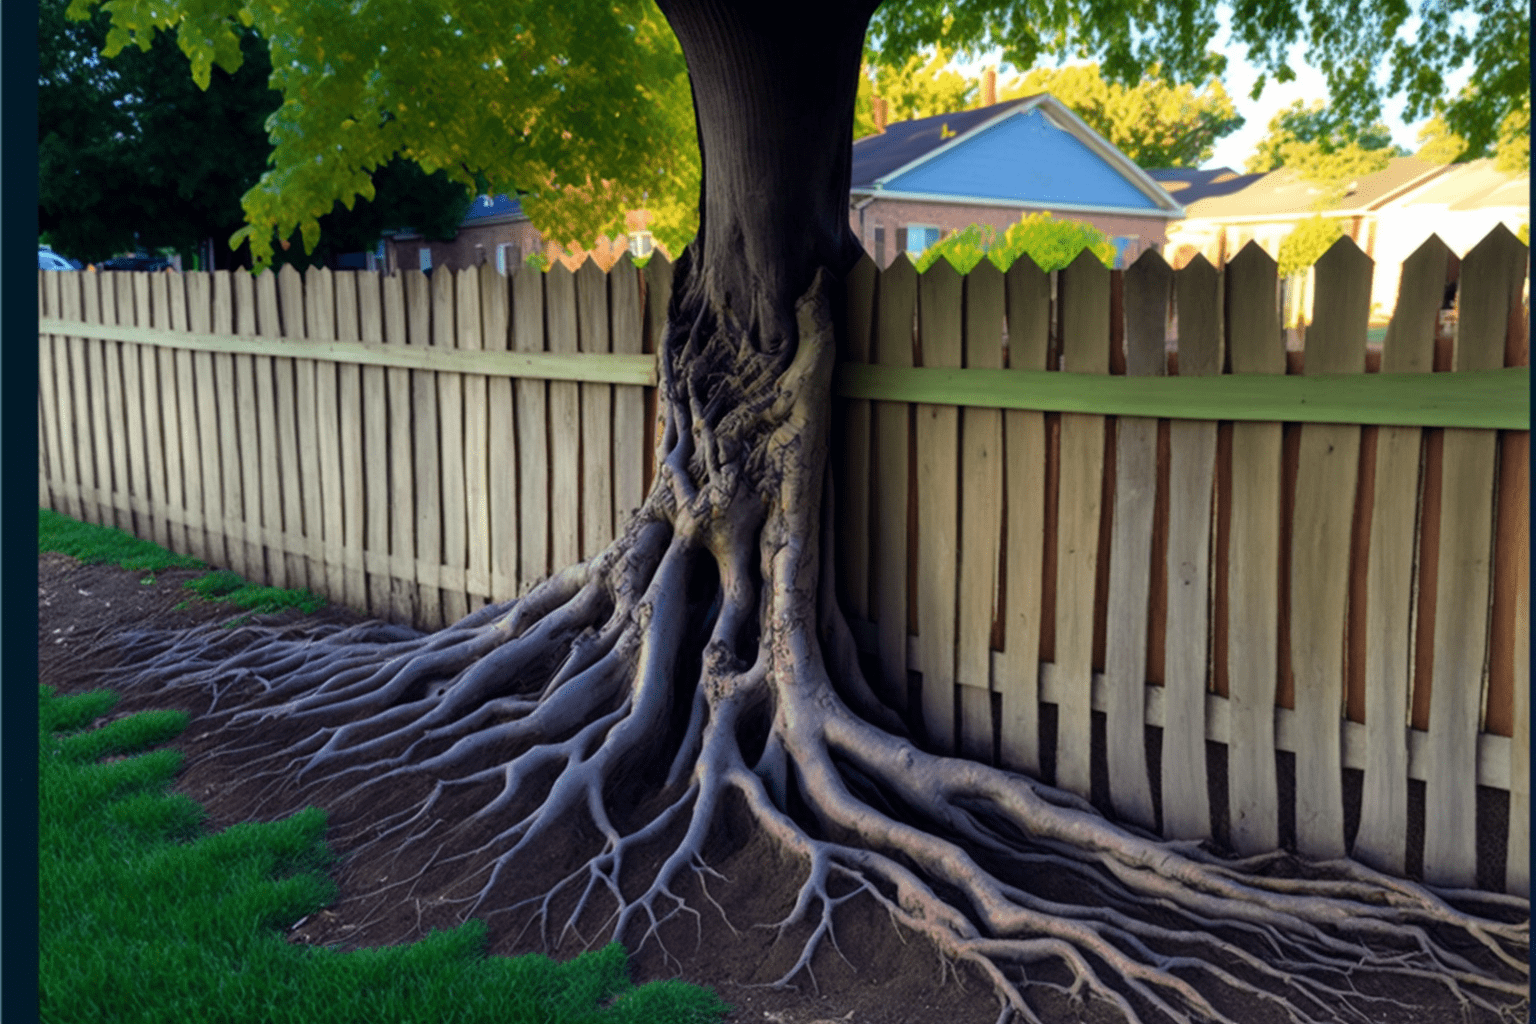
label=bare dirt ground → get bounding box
[38,552,1524,1024]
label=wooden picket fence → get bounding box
[37,257,671,629]
[37,227,1528,896]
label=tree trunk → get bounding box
[101,3,1530,1020]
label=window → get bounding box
[496,242,519,275]
[905,225,941,256]
[418,248,433,272]
[629,231,654,258]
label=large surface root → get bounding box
[94,270,1528,1024]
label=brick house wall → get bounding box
[849,197,1173,269]
[385,207,664,275]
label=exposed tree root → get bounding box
[97,270,1528,1024]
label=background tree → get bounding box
[1276,214,1344,277]
[63,0,699,266]
[40,0,475,268]
[998,62,1243,167]
[915,212,1117,273]
[865,45,977,122]
[1243,99,1404,174]
[74,1,1529,1022]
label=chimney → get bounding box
[982,66,996,107]
[872,95,887,133]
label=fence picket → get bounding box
[211,272,246,577]
[1290,238,1371,858]
[546,265,583,573]
[334,271,368,608]
[872,255,917,714]
[116,274,150,542]
[1223,243,1285,855]
[481,263,518,602]
[356,273,390,613]
[1422,226,1522,887]
[456,266,492,611]
[998,258,1050,775]
[512,266,550,592]
[38,275,66,514]
[434,268,470,622]
[187,273,224,566]
[610,256,646,528]
[958,260,1006,762]
[577,259,615,558]
[382,273,418,622]
[278,266,320,588]
[406,270,443,626]
[82,273,112,529]
[1354,236,1446,873]
[101,273,133,532]
[915,259,962,753]
[1053,251,1111,798]
[1104,250,1167,829]
[1161,254,1220,840]
[44,274,81,522]
[256,270,295,588]
[233,272,265,580]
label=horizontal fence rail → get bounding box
[37,228,1529,898]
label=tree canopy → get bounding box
[68,0,1529,268]
[1243,99,1403,174]
[997,62,1243,167]
[41,0,479,268]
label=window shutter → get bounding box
[895,226,907,255]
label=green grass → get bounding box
[39,508,326,617]
[39,685,730,1024]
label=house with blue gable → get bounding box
[849,94,1184,268]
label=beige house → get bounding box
[1160,156,1528,321]
[1369,159,1530,312]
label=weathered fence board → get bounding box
[1103,249,1166,829]
[840,256,877,624]
[1054,251,1111,799]
[1222,244,1285,854]
[513,266,550,594]
[915,259,961,752]
[1161,255,1220,840]
[997,259,1050,776]
[1354,236,1446,874]
[957,260,1006,763]
[547,265,583,573]
[481,263,518,603]
[1289,238,1371,859]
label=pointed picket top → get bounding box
[1457,223,1528,372]
[965,257,1006,370]
[1004,255,1050,371]
[1175,252,1221,377]
[1225,241,1282,375]
[917,247,962,283]
[1306,236,1373,376]
[965,252,1006,295]
[1059,248,1111,374]
[876,252,918,368]
[844,253,878,363]
[918,256,963,369]
[1381,235,1452,375]
[1123,248,1171,378]
[608,251,636,276]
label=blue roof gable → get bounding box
[881,108,1160,210]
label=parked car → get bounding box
[38,249,76,271]
[98,254,173,272]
